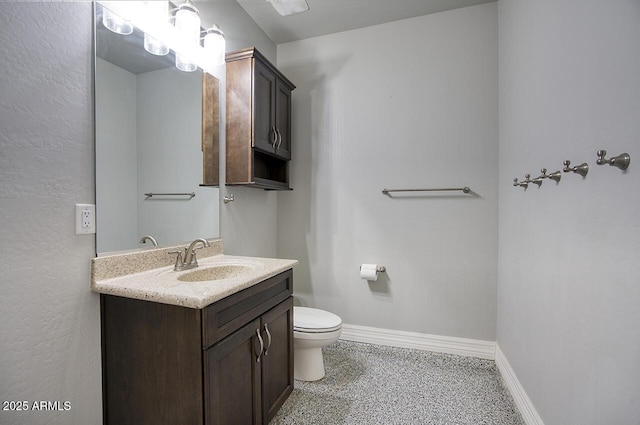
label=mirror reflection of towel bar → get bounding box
[144,192,196,199]
[382,187,471,195]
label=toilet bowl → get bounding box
[293,306,342,381]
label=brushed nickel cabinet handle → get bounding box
[263,324,272,356]
[256,329,264,363]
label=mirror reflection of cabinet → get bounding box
[202,73,220,186]
[224,47,295,190]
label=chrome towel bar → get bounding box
[382,187,471,195]
[144,192,196,199]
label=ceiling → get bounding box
[235,0,496,45]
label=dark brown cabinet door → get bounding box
[253,60,277,155]
[274,79,292,161]
[101,295,203,425]
[205,318,262,425]
[260,298,294,424]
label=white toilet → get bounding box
[293,306,342,381]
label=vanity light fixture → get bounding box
[98,1,225,73]
[174,0,201,72]
[102,6,133,35]
[267,0,309,16]
[203,25,226,67]
[143,1,169,56]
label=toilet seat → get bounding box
[294,307,342,333]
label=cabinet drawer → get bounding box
[202,269,292,349]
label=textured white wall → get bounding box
[497,0,640,424]
[277,3,499,340]
[95,58,139,253]
[0,3,102,425]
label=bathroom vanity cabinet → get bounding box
[100,269,294,425]
[224,47,295,190]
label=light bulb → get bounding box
[102,7,133,35]
[204,25,226,68]
[143,1,169,56]
[174,2,200,72]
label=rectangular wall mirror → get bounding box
[94,2,220,254]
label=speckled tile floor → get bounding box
[270,340,525,425]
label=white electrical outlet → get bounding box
[76,204,96,234]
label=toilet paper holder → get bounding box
[360,265,386,273]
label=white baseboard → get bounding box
[495,345,545,425]
[339,323,496,360]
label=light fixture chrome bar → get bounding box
[382,187,471,195]
[144,192,196,199]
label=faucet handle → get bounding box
[168,250,185,270]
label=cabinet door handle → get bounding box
[270,126,277,146]
[275,127,282,150]
[255,329,264,363]
[263,323,272,356]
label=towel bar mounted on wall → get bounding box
[382,187,471,195]
[144,192,196,199]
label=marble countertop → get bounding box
[92,254,297,309]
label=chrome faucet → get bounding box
[139,235,159,246]
[169,238,211,271]
[184,238,210,266]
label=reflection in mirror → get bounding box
[95,3,220,254]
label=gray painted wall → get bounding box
[276,3,499,340]
[0,3,101,424]
[497,0,640,424]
